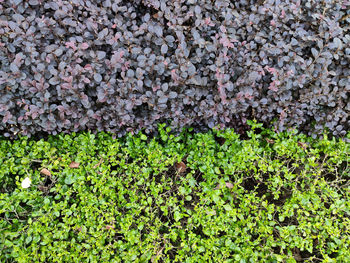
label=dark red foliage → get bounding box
[0,0,349,138]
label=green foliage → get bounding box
[0,125,349,262]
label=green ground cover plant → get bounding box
[0,122,349,262]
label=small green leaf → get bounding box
[4,240,13,247]
[65,175,75,185]
[44,198,50,205]
[174,211,182,222]
[25,236,32,244]
[223,204,232,211]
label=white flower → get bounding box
[21,177,31,189]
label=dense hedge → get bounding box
[0,0,349,138]
[1,123,350,262]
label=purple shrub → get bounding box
[0,0,349,138]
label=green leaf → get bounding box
[64,175,75,185]
[25,236,32,244]
[223,204,232,211]
[4,240,13,247]
[174,211,182,222]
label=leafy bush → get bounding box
[1,124,349,262]
[0,0,349,138]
